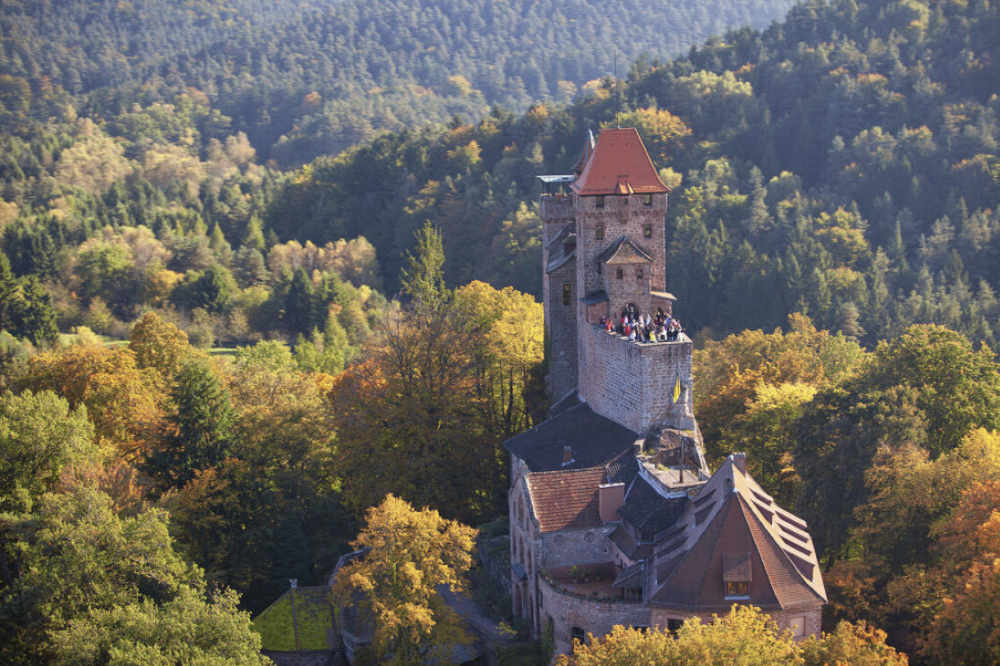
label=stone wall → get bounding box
[539,575,651,655]
[539,527,613,570]
[578,324,695,434]
[545,258,578,401]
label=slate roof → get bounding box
[505,402,640,473]
[619,476,689,542]
[571,128,670,196]
[597,236,653,265]
[526,467,605,533]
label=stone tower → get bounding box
[539,128,695,435]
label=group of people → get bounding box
[600,306,682,343]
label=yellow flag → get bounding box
[673,375,681,403]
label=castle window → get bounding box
[643,194,653,206]
[571,627,586,647]
[636,268,644,280]
[562,283,571,306]
[595,196,605,209]
[667,619,684,636]
[790,616,806,638]
[643,223,653,238]
[595,223,604,240]
[725,581,749,598]
[616,268,624,280]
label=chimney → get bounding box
[731,452,747,475]
[561,445,574,466]
[598,483,626,523]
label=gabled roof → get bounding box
[649,456,827,611]
[526,467,605,533]
[571,128,670,196]
[505,402,640,473]
[597,236,653,265]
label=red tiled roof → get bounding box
[649,457,827,611]
[571,128,670,196]
[526,467,605,533]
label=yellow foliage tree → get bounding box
[332,494,476,665]
[560,607,904,665]
[16,344,164,459]
[613,106,693,166]
[559,606,800,665]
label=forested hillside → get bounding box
[276,0,1000,348]
[1,0,999,662]
[1,0,795,164]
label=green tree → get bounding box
[0,390,97,512]
[400,221,447,308]
[145,360,234,490]
[0,487,201,664]
[49,586,270,666]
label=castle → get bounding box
[504,128,826,654]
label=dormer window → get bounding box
[636,268,644,280]
[595,196,605,209]
[723,552,751,600]
[725,581,749,598]
[616,268,624,280]
[595,223,604,240]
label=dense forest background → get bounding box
[1,0,999,663]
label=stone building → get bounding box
[506,128,826,654]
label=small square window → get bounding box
[636,268,644,280]
[562,283,571,306]
[595,196,605,209]
[643,223,653,238]
[643,194,653,206]
[616,268,624,280]
[667,619,683,636]
[595,223,604,240]
[725,581,749,598]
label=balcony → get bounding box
[541,562,627,602]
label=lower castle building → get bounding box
[505,128,825,654]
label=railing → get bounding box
[593,323,690,346]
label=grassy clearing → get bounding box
[252,586,333,651]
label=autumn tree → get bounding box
[800,620,908,666]
[824,429,1000,653]
[559,608,904,665]
[331,494,476,665]
[128,311,193,381]
[163,340,352,610]
[560,606,800,665]
[694,313,864,465]
[15,344,164,458]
